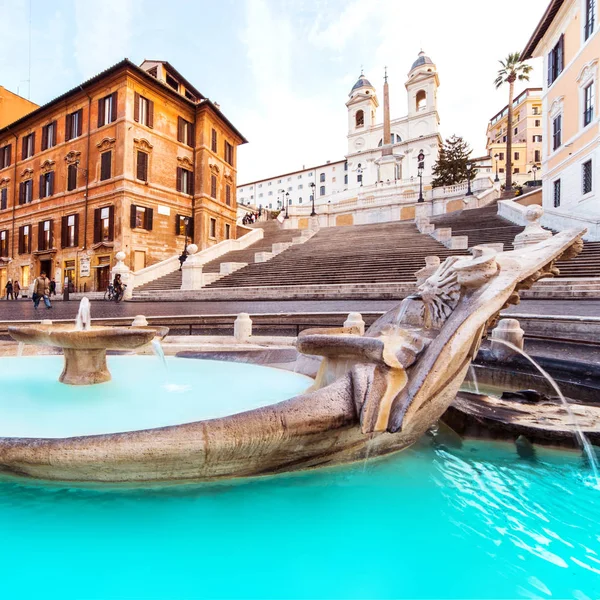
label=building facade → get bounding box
[238,51,442,211]
[486,88,543,181]
[0,59,245,292]
[0,86,38,129]
[522,0,599,238]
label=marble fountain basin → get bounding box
[0,227,587,484]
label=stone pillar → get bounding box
[513,206,552,250]
[490,318,524,361]
[111,251,133,300]
[181,244,203,291]
[131,315,148,327]
[344,312,365,335]
[234,313,252,342]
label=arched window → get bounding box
[377,133,402,146]
[416,90,427,111]
[355,110,364,128]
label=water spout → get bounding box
[16,343,24,357]
[492,338,599,485]
[467,365,481,395]
[75,298,92,331]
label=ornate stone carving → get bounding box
[177,156,193,168]
[418,256,461,329]
[0,177,10,186]
[513,205,552,249]
[20,168,34,179]
[40,159,55,173]
[133,138,153,152]
[96,137,116,152]
[549,96,564,119]
[577,59,598,86]
[64,151,81,165]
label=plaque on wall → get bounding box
[157,205,171,216]
[79,257,91,277]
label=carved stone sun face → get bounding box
[418,257,461,329]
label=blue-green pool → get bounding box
[1,440,598,599]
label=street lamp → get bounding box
[183,217,190,251]
[531,164,539,184]
[466,161,473,196]
[309,182,316,216]
[285,191,290,219]
[493,153,500,182]
[357,163,363,186]
[417,150,425,202]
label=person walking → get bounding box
[13,280,20,299]
[49,278,56,297]
[32,272,52,309]
[5,279,13,300]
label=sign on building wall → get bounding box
[79,257,91,278]
[157,205,171,216]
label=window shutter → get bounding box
[31,132,35,156]
[101,151,111,180]
[98,98,104,128]
[28,228,31,253]
[147,100,154,128]
[189,123,195,148]
[558,34,564,72]
[49,220,54,248]
[21,137,26,160]
[176,167,182,192]
[137,152,148,181]
[6,145,11,166]
[65,114,72,141]
[52,121,57,145]
[2,231,7,256]
[111,91,118,122]
[39,175,44,199]
[146,207,153,231]
[134,92,140,122]
[177,117,184,143]
[19,182,24,205]
[188,217,194,239]
[18,227,22,254]
[93,208,101,243]
[175,214,181,235]
[61,216,67,248]
[108,206,114,241]
[38,222,44,251]
[189,171,194,196]
[41,126,48,151]
[74,214,80,247]
[77,109,83,137]
[49,171,54,196]
[130,204,137,228]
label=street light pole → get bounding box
[532,164,538,184]
[466,161,473,196]
[494,153,499,182]
[285,191,289,219]
[417,150,425,203]
[309,182,316,216]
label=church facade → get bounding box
[238,52,442,210]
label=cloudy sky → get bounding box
[1,0,548,183]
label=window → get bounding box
[225,184,231,206]
[584,82,594,127]
[39,172,54,199]
[416,90,427,111]
[100,151,112,181]
[499,152,505,161]
[224,141,234,165]
[514,152,520,160]
[533,106,540,115]
[552,115,562,150]
[287,186,292,191]
[0,144,10,169]
[21,133,35,159]
[94,206,114,243]
[177,117,194,147]
[18,225,31,254]
[67,164,77,191]
[18,179,33,204]
[134,93,154,128]
[65,109,83,141]
[585,0,596,40]
[130,204,153,230]
[583,160,593,194]
[165,72,179,91]
[268,191,273,196]
[61,214,79,248]
[0,187,6,210]
[547,35,564,86]
[209,218,216,238]
[175,215,193,237]
[0,230,8,256]
[210,174,218,198]
[225,223,231,240]
[344,174,348,185]
[41,121,57,150]
[298,197,302,203]
[176,167,193,195]
[553,179,561,207]
[319,173,325,182]
[287,177,291,181]
[533,135,543,142]
[535,150,541,163]
[514,127,518,135]
[136,151,149,182]
[211,128,217,153]
[98,92,117,127]
[535,119,541,127]
[357,173,363,184]
[38,219,53,251]
[320,186,325,196]
[499,168,505,173]
[298,184,303,189]
[297,174,302,179]
[355,110,364,127]
[503,135,507,142]
[514,168,520,174]
[277,179,282,183]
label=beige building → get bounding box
[522,0,599,239]
[0,86,38,129]
[486,88,543,182]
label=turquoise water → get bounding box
[1,440,598,599]
[0,356,312,437]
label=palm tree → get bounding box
[494,53,532,192]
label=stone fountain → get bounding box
[8,298,157,385]
[0,222,587,483]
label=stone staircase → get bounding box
[134,221,302,293]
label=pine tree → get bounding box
[431,135,477,188]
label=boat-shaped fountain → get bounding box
[0,221,588,483]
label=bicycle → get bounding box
[104,284,126,302]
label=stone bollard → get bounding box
[343,312,365,335]
[234,313,253,342]
[490,318,524,361]
[181,244,202,290]
[513,205,552,250]
[131,315,149,327]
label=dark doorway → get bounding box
[39,259,52,278]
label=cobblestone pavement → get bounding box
[0,297,597,321]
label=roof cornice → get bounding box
[521,0,565,59]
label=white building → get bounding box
[238,51,442,211]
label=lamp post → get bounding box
[417,150,425,203]
[493,153,500,182]
[309,182,316,216]
[531,164,539,185]
[183,217,190,251]
[285,191,289,219]
[357,163,363,186]
[466,161,473,196]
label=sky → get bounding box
[0,0,549,184]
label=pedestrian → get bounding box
[49,278,56,297]
[5,279,13,300]
[13,280,20,299]
[178,249,188,271]
[32,271,52,309]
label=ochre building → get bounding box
[0,59,246,292]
